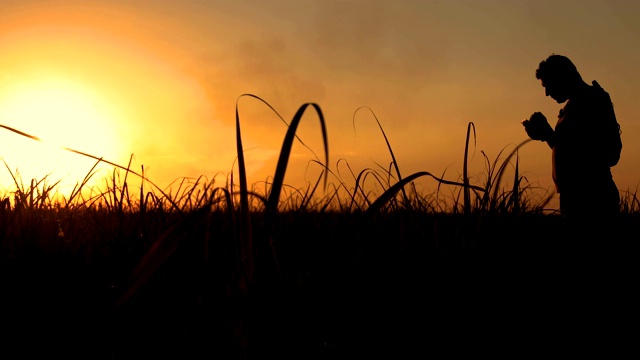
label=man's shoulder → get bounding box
[590,80,612,100]
[577,80,613,109]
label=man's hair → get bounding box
[535,54,583,83]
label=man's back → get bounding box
[552,80,621,194]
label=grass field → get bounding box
[1,97,638,358]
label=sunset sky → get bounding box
[1,0,639,210]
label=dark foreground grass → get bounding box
[1,207,637,359]
[1,96,638,358]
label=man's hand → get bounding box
[521,112,553,142]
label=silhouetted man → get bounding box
[522,54,626,338]
[522,54,622,240]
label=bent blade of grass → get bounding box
[116,154,135,214]
[231,140,252,282]
[140,165,145,214]
[366,170,486,215]
[353,106,408,204]
[235,96,329,292]
[266,102,329,217]
[298,168,325,213]
[234,94,286,283]
[463,122,476,216]
[512,152,521,214]
[490,139,533,202]
[350,168,379,211]
[64,158,103,210]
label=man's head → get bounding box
[536,54,584,103]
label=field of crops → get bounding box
[1,98,637,358]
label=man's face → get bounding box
[541,78,569,104]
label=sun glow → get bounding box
[0,76,126,194]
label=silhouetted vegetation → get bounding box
[1,96,637,358]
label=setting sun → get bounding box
[0,76,125,193]
[1,2,640,357]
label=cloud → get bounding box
[309,0,452,86]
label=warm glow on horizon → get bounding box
[0,2,235,195]
[0,0,639,209]
[0,75,126,192]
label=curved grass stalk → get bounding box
[264,101,329,217]
[463,122,476,216]
[350,168,381,211]
[115,154,135,215]
[234,94,328,282]
[64,159,103,210]
[490,139,533,202]
[512,151,521,214]
[366,171,486,215]
[353,106,409,204]
[297,166,325,213]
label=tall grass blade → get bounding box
[235,96,254,283]
[491,139,532,202]
[512,153,521,214]
[353,107,409,204]
[234,93,322,283]
[266,102,329,217]
[463,122,476,216]
[65,159,102,208]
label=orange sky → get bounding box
[1,0,639,210]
